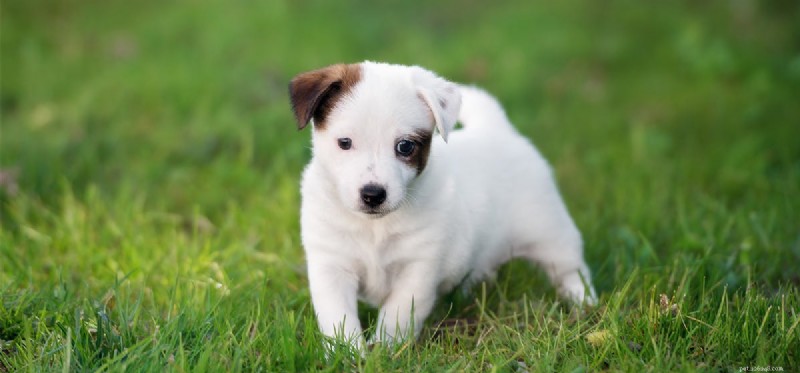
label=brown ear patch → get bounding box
[401,129,434,175]
[288,63,362,130]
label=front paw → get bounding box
[321,335,368,360]
[367,325,411,349]
[366,334,403,352]
[558,271,597,306]
[366,331,394,348]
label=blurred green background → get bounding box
[1,0,799,370]
[4,0,798,282]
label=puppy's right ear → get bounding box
[288,64,362,130]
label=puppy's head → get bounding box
[290,62,461,217]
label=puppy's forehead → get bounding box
[330,63,433,133]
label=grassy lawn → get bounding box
[2,0,799,371]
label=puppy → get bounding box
[289,61,596,347]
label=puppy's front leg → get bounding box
[307,261,363,347]
[373,264,437,344]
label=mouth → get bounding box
[360,207,392,218]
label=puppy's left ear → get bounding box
[412,67,461,142]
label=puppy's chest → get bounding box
[350,231,411,307]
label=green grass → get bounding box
[2,0,799,371]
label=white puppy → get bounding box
[289,61,596,347]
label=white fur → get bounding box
[298,61,596,347]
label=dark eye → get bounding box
[395,139,416,157]
[338,138,352,150]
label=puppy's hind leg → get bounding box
[514,226,597,305]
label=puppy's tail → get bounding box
[457,85,513,131]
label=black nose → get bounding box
[360,184,387,208]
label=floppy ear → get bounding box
[288,64,362,130]
[411,67,461,142]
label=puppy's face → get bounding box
[290,62,460,217]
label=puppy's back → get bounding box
[457,85,515,134]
